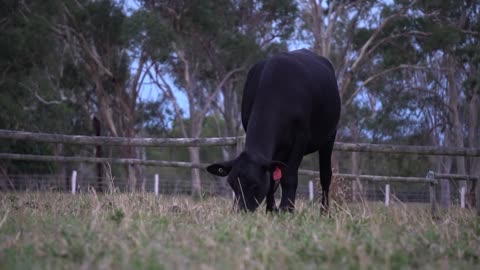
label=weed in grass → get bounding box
[110,208,125,225]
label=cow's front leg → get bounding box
[266,194,278,213]
[279,159,302,212]
[266,179,279,212]
[279,172,298,212]
[278,137,305,213]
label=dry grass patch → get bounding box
[0,192,479,269]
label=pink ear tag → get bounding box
[273,166,282,181]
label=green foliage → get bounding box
[124,9,172,60]
[110,208,125,225]
[0,0,97,173]
[421,22,462,51]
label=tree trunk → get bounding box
[126,163,137,192]
[189,146,202,198]
[351,151,364,202]
[93,116,104,192]
[125,143,139,192]
[349,123,363,202]
[440,157,452,208]
[139,147,147,192]
[447,55,467,202]
[468,90,479,206]
[54,143,67,191]
[439,125,454,208]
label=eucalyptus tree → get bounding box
[365,0,480,206]
[406,0,480,206]
[48,0,140,191]
[301,0,480,205]
[136,0,297,197]
[0,0,94,188]
[297,0,434,198]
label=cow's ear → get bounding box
[268,161,287,180]
[206,160,234,177]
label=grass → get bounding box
[0,192,479,270]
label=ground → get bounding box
[0,192,479,269]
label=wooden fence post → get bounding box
[235,136,244,155]
[475,179,480,216]
[385,184,390,207]
[427,171,437,217]
[460,186,466,209]
[71,170,77,194]
[308,180,314,202]
[154,174,159,196]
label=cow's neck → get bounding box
[244,110,281,162]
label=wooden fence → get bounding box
[2,129,480,156]
[1,129,479,215]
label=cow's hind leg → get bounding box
[318,133,336,213]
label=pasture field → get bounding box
[0,192,479,270]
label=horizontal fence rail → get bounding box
[0,153,207,169]
[1,153,477,184]
[1,129,480,156]
[334,143,480,157]
[0,129,239,147]
[433,173,480,181]
[300,170,437,183]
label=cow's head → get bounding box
[207,152,286,212]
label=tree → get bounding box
[139,0,297,197]
[409,0,480,206]
[45,0,156,191]
[297,0,431,198]
[0,0,93,189]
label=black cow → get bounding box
[207,49,341,212]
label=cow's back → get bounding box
[241,49,340,154]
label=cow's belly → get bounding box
[304,125,337,154]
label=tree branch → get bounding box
[344,64,449,107]
[198,66,246,121]
[365,31,431,57]
[130,51,148,108]
[20,82,63,105]
[149,66,189,138]
[350,1,417,72]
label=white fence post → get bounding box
[309,180,314,202]
[154,174,159,196]
[71,170,77,194]
[460,186,466,209]
[385,184,390,207]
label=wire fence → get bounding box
[0,173,435,203]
